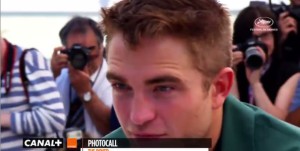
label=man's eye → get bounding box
[87,46,96,50]
[112,83,131,91]
[154,86,174,92]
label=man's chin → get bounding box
[125,131,168,138]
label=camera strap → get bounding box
[0,39,37,102]
[1,39,17,95]
[19,48,37,102]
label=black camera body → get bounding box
[234,38,268,70]
[272,2,300,22]
[271,2,300,64]
[61,44,91,70]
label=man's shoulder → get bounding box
[253,109,300,150]
[223,95,300,150]
[103,128,126,138]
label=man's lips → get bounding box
[132,133,166,138]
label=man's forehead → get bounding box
[106,33,196,73]
[67,29,91,38]
[107,33,186,53]
[66,29,97,44]
[108,33,139,52]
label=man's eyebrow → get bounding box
[145,75,181,85]
[106,72,127,82]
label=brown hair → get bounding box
[101,0,232,89]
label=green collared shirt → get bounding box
[104,95,300,151]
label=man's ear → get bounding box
[211,67,234,110]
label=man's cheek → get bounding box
[114,100,129,117]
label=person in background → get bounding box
[231,6,300,120]
[100,0,300,150]
[1,37,66,150]
[280,0,300,127]
[278,0,299,44]
[51,16,118,138]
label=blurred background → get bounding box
[1,0,291,59]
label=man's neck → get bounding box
[210,107,223,151]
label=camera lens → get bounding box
[245,46,264,70]
[67,44,90,70]
[70,52,88,70]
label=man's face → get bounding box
[107,34,214,138]
[291,0,300,6]
[66,27,101,60]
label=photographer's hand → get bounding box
[68,65,92,97]
[279,11,298,42]
[246,66,262,85]
[232,46,243,67]
[51,46,68,79]
[68,65,111,135]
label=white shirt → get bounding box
[56,59,113,138]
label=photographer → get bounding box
[278,0,300,41]
[231,6,300,120]
[276,0,300,64]
[51,16,115,138]
[275,0,300,127]
[278,0,299,42]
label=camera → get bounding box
[271,2,300,22]
[234,37,268,70]
[61,44,91,70]
[270,1,300,64]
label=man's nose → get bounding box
[130,93,156,126]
